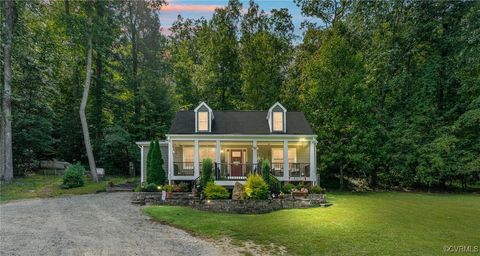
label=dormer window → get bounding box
[194,102,213,133]
[273,112,283,131]
[198,112,208,131]
[267,102,287,133]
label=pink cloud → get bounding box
[161,4,221,12]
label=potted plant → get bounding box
[163,185,174,199]
[292,187,308,199]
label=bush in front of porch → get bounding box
[199,158,213,190]
[146,140,166,185]
[243,174,269,199]
[204,182,229,199]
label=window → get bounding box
[198,112,208,131]
[273,112,283,131]
[183,147,216,169]
[271,148,296,164]
[199,147,216,162]
[183,147,194,169]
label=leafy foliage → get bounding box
[5,0,480,190]
[62,163,85,189]
[261,160,270,185]
[200,158,214,190]
[243,174,269,199]
[204,182,230,199]
[281,183,296,194]
[309,185,326,194]
[144,183,158,192]
[147,140,166,185]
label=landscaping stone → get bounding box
[131,192,328,214]
[232,182,244,200]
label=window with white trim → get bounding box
[199,147,216,162]
[183,147,216,169]
[198,112,208,131]
[273,112,283,131]
[182,147,194,169]
[271,148,296,164]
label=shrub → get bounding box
[145,183,158,192]
[244,174,269,199]
[261,160,270,184]
[62,163,85,189]
[147,140,166,185]
[163,184,174,192]
[268,174,281,194]
[178,182,190,192]
[204,182,230,199]
[134,184,142,192]
[281,183,296,193]
[146,140,155,181]
[310,185,326,194]
[200,158,213,190]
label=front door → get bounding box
[230,150,243,176]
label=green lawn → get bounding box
[0,174,135,202]
[144,192,480,255]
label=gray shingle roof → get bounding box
[168,111,314,135]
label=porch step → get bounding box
[214,180,246,187]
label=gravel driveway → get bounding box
[0,193,232,256]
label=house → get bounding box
[136,102,317,186]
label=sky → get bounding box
[158,0,309,36]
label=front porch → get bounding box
[168,138,317,185]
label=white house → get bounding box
[136,102,317,186]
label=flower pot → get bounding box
[292,191,308,199]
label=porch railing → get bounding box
[214,163,258,180]
[173,162,195,176]
[270,163,284,177]
[288,163,310,178]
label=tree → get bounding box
[1,0,15,182]
[146,140,154,182]
[80,0,98,182]
[240,2,294,109]
[155,140,166,185]
[147,140,165,185]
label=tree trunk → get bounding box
[2,0,15,182]
[80,3,98,182]
[1,112,4,180]
[339,164,344,191]
[128,1,140,127]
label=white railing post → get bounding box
[194,139,199,178]
[140,145,145,183]
[310,139,317,185]
[283,140,289,180]
[168,139,173,181]
[215,140,221,164]
[252,140,258,171]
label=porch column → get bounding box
[283,140,289,180]
[310,139,317,185]
[168,139,173,181]
[140,146,145,183]
[194,139,200,178]
[215,140,221,164]
[252,140,257,170]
